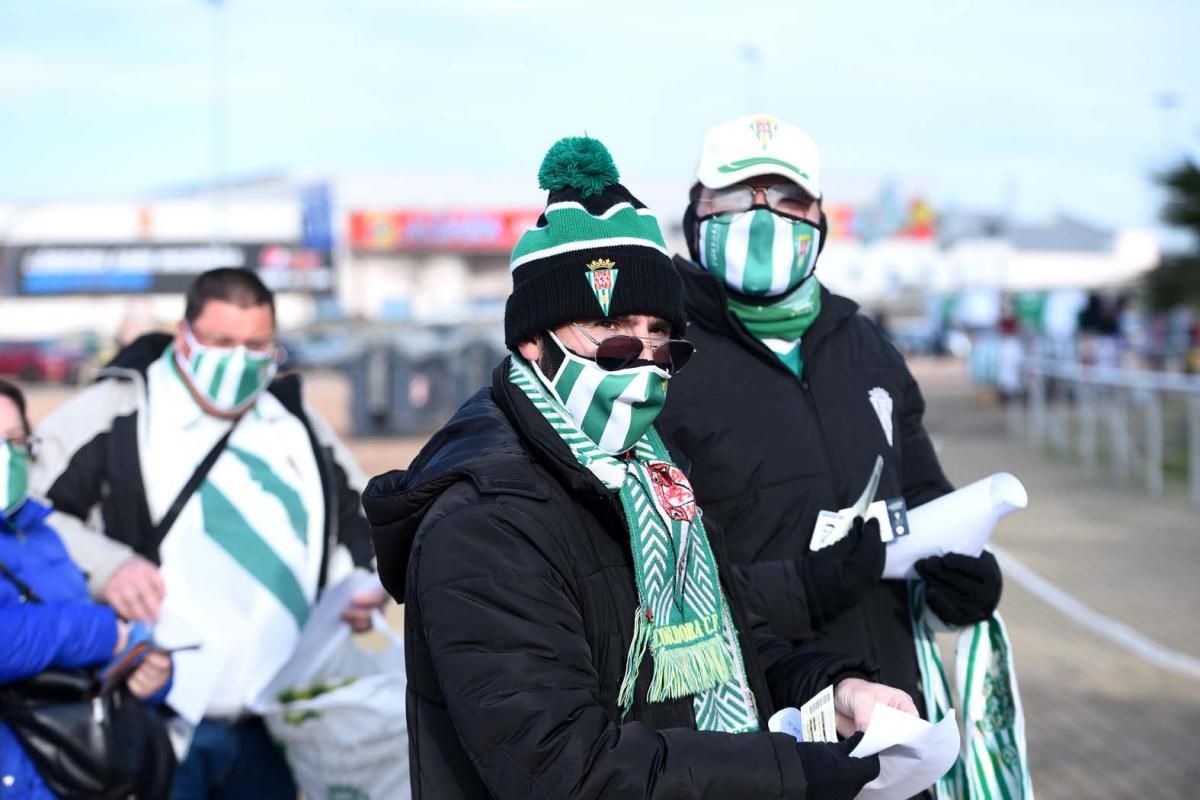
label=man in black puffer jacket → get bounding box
[364,136,921,799]
[657,115,1004,718]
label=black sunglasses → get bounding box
[570,324,696,376]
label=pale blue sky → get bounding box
[1,0,1197,229]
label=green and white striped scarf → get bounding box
[910,581,1035,799]
[509,356,760,734]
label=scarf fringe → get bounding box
[647,635,734,703]
[618,607,651,717]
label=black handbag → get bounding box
[0,561,177,799]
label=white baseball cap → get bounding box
[695,114,822,198]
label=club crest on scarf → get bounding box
[645,461,697,522]
[585,258,619,316]
[749,116,777,150]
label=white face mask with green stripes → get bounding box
[531,331,669,455]
[698,209,821,297]
[176,325,278,415]
[0,440,29,517]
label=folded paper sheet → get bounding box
[883,472,1027,579]
[251,569,385,711]
[850,705,961,800]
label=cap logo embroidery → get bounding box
[716,156,809,178]
[585,258,619,316]
[749,116,777,150]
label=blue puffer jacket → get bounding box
[0,498,120,800]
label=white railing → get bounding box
[1016,359,1200,507]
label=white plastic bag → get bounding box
[254,572,410,800]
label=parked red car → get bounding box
[0,340,91,384]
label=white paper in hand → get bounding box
[883,472,1027,579]
[849,705,960,800]
[811,456,883,551]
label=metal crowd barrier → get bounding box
[1016,359,1200,508]
[345,332,506,437]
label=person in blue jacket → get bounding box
[0,379,173,799]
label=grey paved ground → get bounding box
[914,358,1200,799]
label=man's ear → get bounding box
[516,337,541,363]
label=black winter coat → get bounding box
[657,257,955,710]
[363,360,874,799]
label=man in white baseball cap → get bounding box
[658,114,1029,799]
[696,114,823,198]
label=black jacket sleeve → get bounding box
[728,558,817,642]
[414,501,818,799]
[299,397,375,570]
[746,600,877,712]
[327,453,375,568]
[709,516,874,709]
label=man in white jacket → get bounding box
[32,267,385,799]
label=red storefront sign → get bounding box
[824,199,937,241]
[349,210,542,253]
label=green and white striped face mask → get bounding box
[531,330,670,455]
[699,209,821,297]
[176,325,278,415]
[0,440,30,517]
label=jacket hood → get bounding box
[103,332,174,378]
[673,254,859,367]
[363,361,555,600]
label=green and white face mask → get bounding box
[698,209,821,297]
[0,439,30,517]
[176,324,278,415]
[531,330,670,455]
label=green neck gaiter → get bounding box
[727,276,822,376]
[727,274,822,341]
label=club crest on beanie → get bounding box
[504,136,686,348]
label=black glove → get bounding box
[804,517,885,627]
[915,551,1003,626]
[795,732,880,800]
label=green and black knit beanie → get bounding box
[504,136,686,348]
